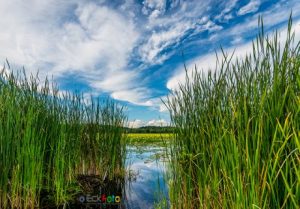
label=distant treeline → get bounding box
[124,126,174,133]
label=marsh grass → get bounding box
[165,16,300,208]
[0,69,127,208]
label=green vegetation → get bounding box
[1,15,299,209]
[127,133,172,145]
[0,69,127,208]
[165,17,300,208]
[125,126,174,133]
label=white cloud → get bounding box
[55,3,139,73]
[139,21,193,64]
[166,19,300,91]
[111,88,153,106]
[215,0,238,22]
[89,70,139,93]
[147,97,169,112]
[142,0,166,17]
[166,52,219,91]
[138,0,299,69]
[119,0,139,18]
[139,17,222,65]
[147,119,170,126]
[222,0,300,41]
[138,0,220,65]
[237,0,261,16]
[127,119,146,128]
[188,0,300,57]
[127,119,169,128]
[231,36,244,45]
[0,1,152,106]
[223,0,238,14]
[147,119,169,126]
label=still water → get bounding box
[124,145,169,209]
[69,144,169,209]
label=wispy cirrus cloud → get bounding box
[136,0,226,65]
[214,0,238,22]
[167,18,300,91]
[237,0,261,16]
[139,21,194,64]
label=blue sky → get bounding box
[0,0,300,127]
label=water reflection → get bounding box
[66,145,169,209]
[124,145,169,209]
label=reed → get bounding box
[165,16,300,208]
[0,69,127,208]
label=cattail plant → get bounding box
[0,68,127,208]
[165,16,300,209]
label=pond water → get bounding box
[124,145,169,209]
[69,144,169,209]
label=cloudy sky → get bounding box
[0,0,299,127]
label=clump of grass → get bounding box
[0,69,127,208]
[165,16,300,208]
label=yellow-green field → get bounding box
[126,133,173,144]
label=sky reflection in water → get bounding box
[125,145,169,209]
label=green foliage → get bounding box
[127,133,172,146]
[0,69,127,208]
[125,126,174,133]
[165,16,300,209]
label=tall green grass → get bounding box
[165,16,300,208]
[0,69,127,208]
